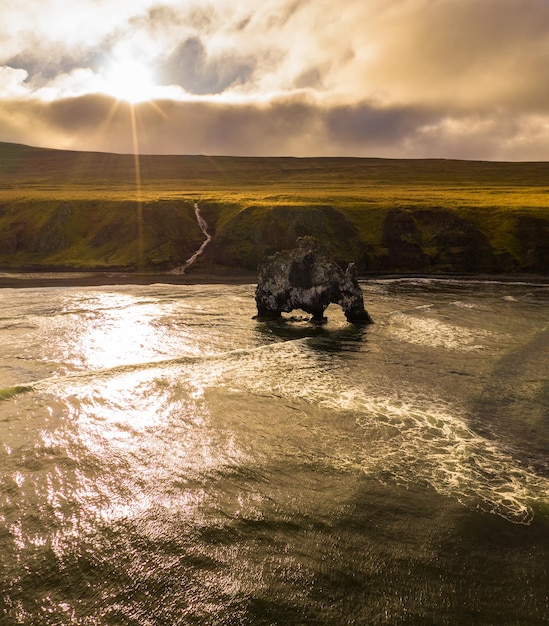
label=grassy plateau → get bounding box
[0,141,548,275]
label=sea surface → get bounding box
[0,278,548,625]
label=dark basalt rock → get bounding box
[515,215,549,272]
[381,209,430,271]
[255,237,373,323]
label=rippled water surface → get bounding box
[0,278,548,625]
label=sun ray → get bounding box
[129,104,144,269]
[91,54,172,269]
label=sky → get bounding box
[1,0,549,159]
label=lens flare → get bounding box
[103,57,157,104]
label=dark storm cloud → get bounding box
[0,94,400,154]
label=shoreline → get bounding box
[0,269,258,288]
[0,269,547,289]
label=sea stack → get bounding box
[255,237,373,323]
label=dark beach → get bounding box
[0,269,547,289]
[0,269,258,289]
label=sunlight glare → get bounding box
[103,56,157,103]
[71,293,170,369]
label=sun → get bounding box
[102,56,158,104]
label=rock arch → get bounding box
[255,237,373,323]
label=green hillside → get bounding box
[0,141,548,273]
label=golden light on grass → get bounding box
[1,142,548,272]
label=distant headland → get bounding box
[0,142,548,277]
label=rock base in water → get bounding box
[255,237,373,323]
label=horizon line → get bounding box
[1,140,548,165]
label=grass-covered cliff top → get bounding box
[1,141,548,274]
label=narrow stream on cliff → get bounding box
[171,201,212,274]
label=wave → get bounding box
[368,277,549,288]
[386,311,492,350]
[208,343,547,524]
[4,336,547,525]
[193,341,548,524]
[329,392,545,524]
[1,342,308,402]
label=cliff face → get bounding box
[373,208,516,274]
[204,204,362,270]
[0,200,203,270]
[202,204,549,275]
[0,199,547,274]
[1,143,548,275]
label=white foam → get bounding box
[332,391,545,524]
[200,342,548,524]
[386,312,491,351]
[20,338,548,525]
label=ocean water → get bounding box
[0,278,547,625]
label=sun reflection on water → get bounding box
[39,357,243,532]
[38,377,213,532]
[20,289,246,533]
[64,292,175,369]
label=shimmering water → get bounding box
[0,278,548,625]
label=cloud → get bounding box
[2,92,549,160]
[350,0,549,111]
[0,66,29,97]
[1,0,549,158]
[159,37,254,95]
